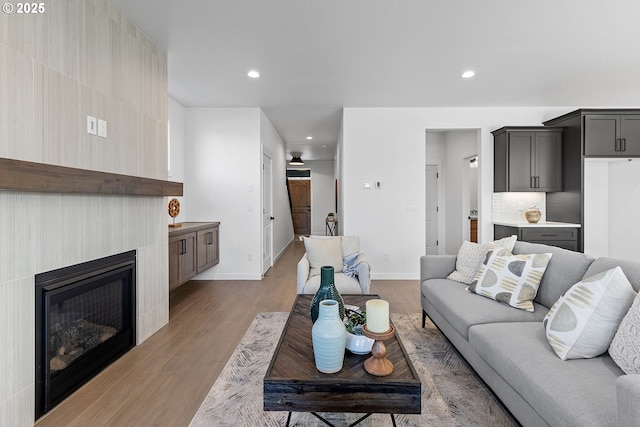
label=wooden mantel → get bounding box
[0,157,183,196]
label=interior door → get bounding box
[262,153,273,274]
[289,179,311,235]
[425,165,439,255]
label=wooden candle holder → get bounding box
[362,324,395,376]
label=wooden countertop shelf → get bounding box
[0,157,183,197]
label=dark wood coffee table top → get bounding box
[263,294,421,415]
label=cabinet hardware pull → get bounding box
[615,138,621,152]
[541,234,557,237]
[536,176,540,188]
[530,176,534,188]
[622,138,627,152]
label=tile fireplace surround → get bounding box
[0,0,175,424]
[0,190,169,426]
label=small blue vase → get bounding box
[310,266,345,323]
[312,299,346,373]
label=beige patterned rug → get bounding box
[189,312,520,427]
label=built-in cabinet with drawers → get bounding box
[494,224,579,252]
[492,127,563,192]
[169,222,220,290]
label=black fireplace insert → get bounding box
[35,250,136,418]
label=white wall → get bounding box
[185,108,263,280]
[342,107,574,279]
[260,111,295,261]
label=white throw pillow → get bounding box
[609,290,640,374]
[447,235,517,284]
[544,267,636,360]
[467,245,552,312]
[302,236,343,276]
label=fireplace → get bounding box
[35,251,136,418]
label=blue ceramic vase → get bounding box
[310,266,345,323]
[312,299,347,373]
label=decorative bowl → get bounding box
[345,331,374,355]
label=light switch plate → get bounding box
[87,116,97,135]
[97,119,107,138]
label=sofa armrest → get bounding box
[296,254,311,294]
[420,255,457,282]
[617,374,640,427]
[356,255,371,294]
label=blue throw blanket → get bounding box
[343,252,366,278]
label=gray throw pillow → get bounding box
[447,235,517,284]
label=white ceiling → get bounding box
[109,0,640,161]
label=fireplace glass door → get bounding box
[35,251,136,418]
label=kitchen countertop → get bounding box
[494,221,581,228]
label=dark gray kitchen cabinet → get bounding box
[494,225,579,252]
[584,114,640,156]
[493,127,562,192]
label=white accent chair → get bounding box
[297,235,371,294]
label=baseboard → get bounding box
[273,235,294,264]
[370,273,420,280]
[191,272,262,281]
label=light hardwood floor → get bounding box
[36,239,420,427]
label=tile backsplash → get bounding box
[492,192,546,223]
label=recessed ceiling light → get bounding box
[461,70,476,79]
[306,136,313,140]
[247,70,260,78]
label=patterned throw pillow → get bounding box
[467,246,552,312]
[609,291,640,374]
[544,267,636,361]
[447,235,517,284]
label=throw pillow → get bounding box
[543,266,636,360]
[302,236,343,276]
[609,290,640,374]
[467,246,552,312]
[447,235,517,284]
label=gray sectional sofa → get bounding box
[420,241,640,427]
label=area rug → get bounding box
[189,312,520,427]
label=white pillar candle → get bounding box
[366,299,389,333]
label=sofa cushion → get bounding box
[584,257,640,293]
[544,267,636,360]
[447,235,517,284]
[468,246,552,312]
[421,278,546,339]
[512,241,595,308]
[469,322,622,427]
[302,236,343,276]
[609,291,640,374]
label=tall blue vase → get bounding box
[310,266,345,323]
[312,299,346,373]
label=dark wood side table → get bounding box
[264,294,421,425]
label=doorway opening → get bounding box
[426,129,481,254]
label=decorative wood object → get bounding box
[168,198,182,227]
[0,157,183,196]
[362,325,395,376]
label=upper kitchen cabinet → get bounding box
[584,114,640,156]
[544,109,640,157]
[493,127,563,192]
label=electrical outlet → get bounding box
[87,116,97,135]
[248,253,253,261]
[383,253,389,261]
[518,202,524,211]
[97,119,107,138]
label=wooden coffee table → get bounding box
[264,294,421,426]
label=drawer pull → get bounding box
[541,234,557,237]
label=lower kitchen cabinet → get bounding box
[494,224,579,252]
[169,222,220,290]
